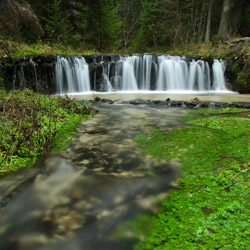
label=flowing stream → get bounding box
[0,104,188,250]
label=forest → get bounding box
[0,0,250,53]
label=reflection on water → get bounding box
[0,104,187,250]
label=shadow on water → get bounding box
[0,104,188,250]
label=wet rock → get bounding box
[129,100,141,105]
[214,102,229,108]
[152,100,162,105]
[94,97,101,102]
[74,200,93,210]
[70,189,84,200]
[101,98,114,104]
[121,101,130,104]
[80,159,90,165]
[96,210,112,219]
[199,102,210,108]
[42,216,56,234]
[169,101,184,107]
[190,97,200,105]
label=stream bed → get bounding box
[0,104,188,250]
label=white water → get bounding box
[55,54,229,94]
[56,56,90,93]
[212,59,227,90]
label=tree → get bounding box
[133,0,175,52]
[87,0,121,52]
[67,0,88,42]
[205,0,214,43]
[219,0,231,41]
[41,0,72,43]
[117,0,142,53]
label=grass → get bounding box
[0,39,99,59]
[133,108,250,250]
[0,88,93,174]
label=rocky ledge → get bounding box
[92,97,250,109]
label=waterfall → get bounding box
[122,56,138,90]
[212,59,227,90]
[56,56,90,93]
[156,56,188,90]
[30,59,39,89]
[55,55,228,94]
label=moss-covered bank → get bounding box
[133,108,250,249]
[0,89,93,174]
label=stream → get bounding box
[0,103,188,250]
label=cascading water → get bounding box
[55,54,228,94]
[56,56,91,93]
[156,56,189,90]
[122,56,138,90]
[212,59,227,90]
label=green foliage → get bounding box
[236,71,248,93]
[87,0,122,52]
[187,107,249,115]
[134,109,250,249]
[41,0,72,43]
[232,62,241,75]
[132,0,174,52]
[0,89,93,174]
[211,34,221,42]
[115,214,153,241]
[216,50,227,58]
[1,0,250,52]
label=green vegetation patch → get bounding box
[0,89,93,174]
[0,39,99,59]
[134,109,250,250]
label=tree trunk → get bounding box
[98,11,102,52]
[205,0,213,43]
[219,0,231,41]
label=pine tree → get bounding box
[87,0,121,52]
[41,0,72,43]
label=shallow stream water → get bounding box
[0,104,188,250]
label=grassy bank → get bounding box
[0,39,99,59]
[0,89,93,174]
[134,108,250,249]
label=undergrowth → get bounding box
[0,39,99,59]
[133,108,250,250]
[0,89,93,174]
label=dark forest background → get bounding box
[0,0,250,53]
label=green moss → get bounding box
[236,71,248,93]
[0,39,99,59]
[50,113,91,152]
[0,89,93,174]
[216,50,227,59]
[232,62,241,75]
[134,108,250,250]
[211,34,221,42]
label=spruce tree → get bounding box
[41,0,72,43]
[87,0,121,52]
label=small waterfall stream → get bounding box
[56,55,228,94]
[56,56,90,93]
